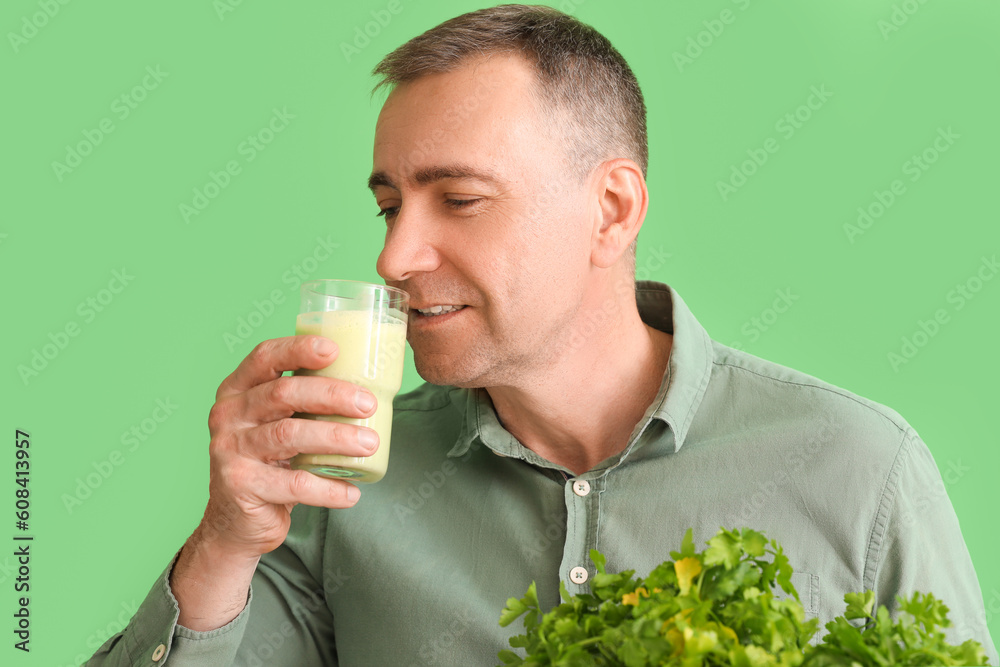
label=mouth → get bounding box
[411,304,468,324]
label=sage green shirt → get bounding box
[89,282,997,666]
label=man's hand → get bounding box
[170,335,378,631]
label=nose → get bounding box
[375,203,442,283]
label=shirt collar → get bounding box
[446,281,714,460]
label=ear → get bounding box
[590,158,648,269]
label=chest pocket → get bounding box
[775,572,821,645]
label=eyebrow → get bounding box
[367,165,505,193]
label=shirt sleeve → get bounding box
[84,548,252,665]
[869,426,998,665]
[87,503,338,666]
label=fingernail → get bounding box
[358,429,379,451]
[346,485,360,502]
[313,338,335,356]
[355,390,376,412]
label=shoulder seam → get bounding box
[862,427,914,594]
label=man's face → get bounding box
[370,54,595,388]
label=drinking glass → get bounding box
[289,280,408,483]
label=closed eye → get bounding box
[375,198,482,220]
[445,198,481,210]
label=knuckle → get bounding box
[341,423,367,450]
[327,422,348,446]
[266,376,295,406]
[207,400,232,434]
[208,437,225,462]
[248,339,277,367]
[270,418,297,447]
[287,470,313,497]
[208,449,225,478]
[210,455,243,497]
[209,430,238,463]
[327,379,354,408]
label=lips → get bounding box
[411,305,466,319]
[414,304,467,317]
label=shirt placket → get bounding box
[555,406,668,594]
[559,471,604,595]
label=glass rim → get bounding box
[300,279,409,302]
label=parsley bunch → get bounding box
[497,527,991,667]
[803,589,989,666]
[498,527,817,666]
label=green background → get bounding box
[3,0,998,663]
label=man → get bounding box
[90,5,996,665]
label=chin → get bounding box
[413,353,485,389]
[413,353,454,386]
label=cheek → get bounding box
[531,187,592,252]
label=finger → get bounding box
[217,336,338,399]
[236,374,378,425]
[235,417,379,463]
[249,465,362,509]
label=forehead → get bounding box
[371,54,551,185]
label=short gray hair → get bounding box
[372,4,646,272]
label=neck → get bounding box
[485,291,672,477]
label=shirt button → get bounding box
[569,566,589,584]
[151,643,166,661]
[572,479,591,497]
